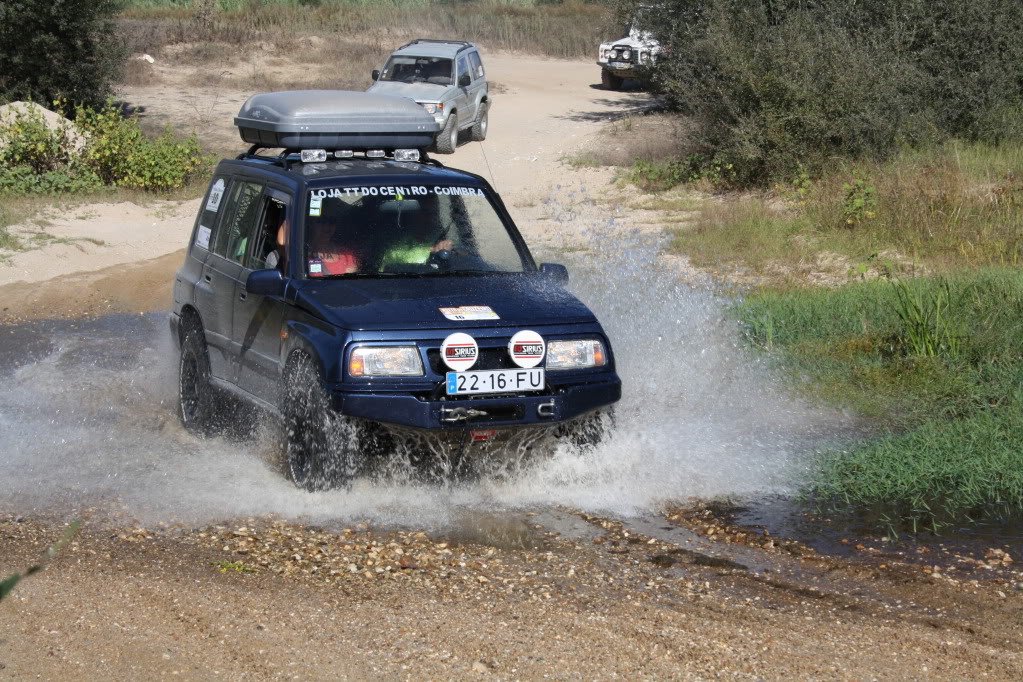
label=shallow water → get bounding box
[0,228,849,530]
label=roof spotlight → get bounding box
[394,149,421,162]
[300,149,327,163]
[335,150,355,158]
[366,150,386,158]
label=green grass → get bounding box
[737,269,1023,529]
[668,141,1023,280]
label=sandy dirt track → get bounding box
[2,52,1023,681]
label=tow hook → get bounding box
[537,400,556,418]
[440,406,489,423]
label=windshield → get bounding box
[303,185,531,278]
[379,55,453,85]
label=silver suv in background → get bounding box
[368,39,490,154]
[597,8,660,90]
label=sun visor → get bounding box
[234,90,441,151]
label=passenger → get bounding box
[265,216,287,270]
[379,203,452,270]
[307,218,358,276]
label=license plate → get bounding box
[446,368,545,395]
[610,62,630,69]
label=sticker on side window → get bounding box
[195,225,212,250]
[439,305,499,321]
[309,194,323,217]
[205,179,225,213]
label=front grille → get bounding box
[427,346,520,374]
[612,45,635,63]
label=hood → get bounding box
[603,34,659,50]
[366,81,449,101]
[292,275,596,331]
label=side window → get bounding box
[469,52,484,80]
[213,180,263,264]
[194,175,228,252]
[457,56,469,84]
[247,193,289,271]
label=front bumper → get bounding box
[597,61,648,79]
[330,376,621,431]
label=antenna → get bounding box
[477,141,498,190]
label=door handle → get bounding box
[239,291,247,301]
[203,274,212,282]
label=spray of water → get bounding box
[0,222,848,529]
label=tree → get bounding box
[0,0,124,108]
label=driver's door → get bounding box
[233,187,290,402]
[454,55,475,128]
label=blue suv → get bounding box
[171,99,620,490]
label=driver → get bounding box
[379,200,452,270]
[307,216,359,276]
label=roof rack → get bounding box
[236,146,446,170]
[398,38,474,53]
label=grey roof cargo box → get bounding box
[234,90,440,150]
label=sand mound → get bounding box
[0,101,87,151]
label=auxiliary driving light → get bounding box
[300,149,328,163]
[349,346,424,377]
[335,150,355,158]
[394,149,421,162]
[366,149,386,158]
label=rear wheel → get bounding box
[601,69,623,91]
[282,353,360,491]
[434,114,458,154]
[470,102,488,142]
[178,330,219,437]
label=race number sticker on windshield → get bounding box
[508,330,545,368]
[439,305,500,321]
[441,332,479,371]
[205,179,225,213]
[195,225,211,250]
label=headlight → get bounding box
[349,346,424,377]
[419,102,443,115]
[610,49,618,59]
[546,339,607,370]
[623,49,631,60]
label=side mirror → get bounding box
[371,69,380,81]
[246,269,286,298]
[458,73,471,88]
[539,262,569,284]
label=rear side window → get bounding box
[194,175,228,251]
[469,52,484,80]
[457,56,469,83]
[213,180,264,264]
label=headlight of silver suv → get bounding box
[546,339,607,370]
[349,346,424,377]
[418,102,444,115]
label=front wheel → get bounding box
[470,102,488,142]
[178,330,219,437]
[555,408,616,451]
[601,69,623,91]
[433,114,458,154]
[282,353,360,491]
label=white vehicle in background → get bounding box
[596,8,661,90]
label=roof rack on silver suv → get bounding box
[398,38,474,52]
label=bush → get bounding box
[0,0,124,108]
[640,0,1023,186]
[0,102,207,194]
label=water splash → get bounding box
[0,230,848,528]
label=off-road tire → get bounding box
[470,102,488,142]
[434,114,459,154]
[556,407,616,450]
[601,69,623,91]
[178,330,219,437]
[282,353,359,491]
